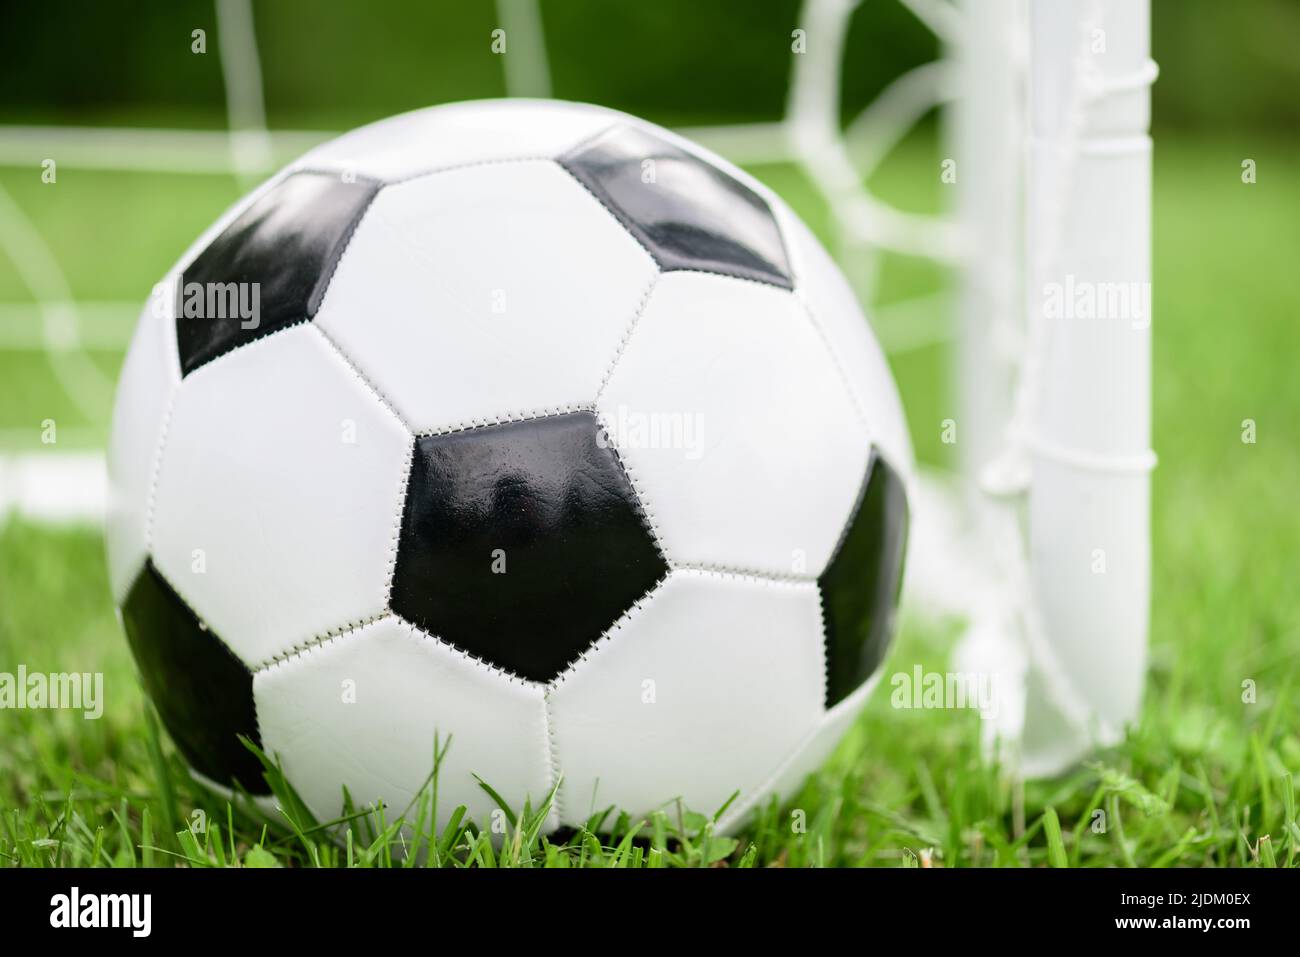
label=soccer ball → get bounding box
[106,99,911,833]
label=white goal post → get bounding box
[1005,0,1155,773]
[936,0,1156,775]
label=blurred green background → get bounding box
[1,0,1298,866]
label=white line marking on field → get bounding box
[0,452,106,524]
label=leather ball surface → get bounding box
[105,99,912,832]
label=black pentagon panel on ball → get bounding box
[819,450,910,708]
[558,125,793,289]
[120,561,268,793]
[175,171,380,376]
[391,411,668,683]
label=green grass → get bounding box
[2,134,1299,866]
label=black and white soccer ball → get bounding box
[106,100,911,833]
